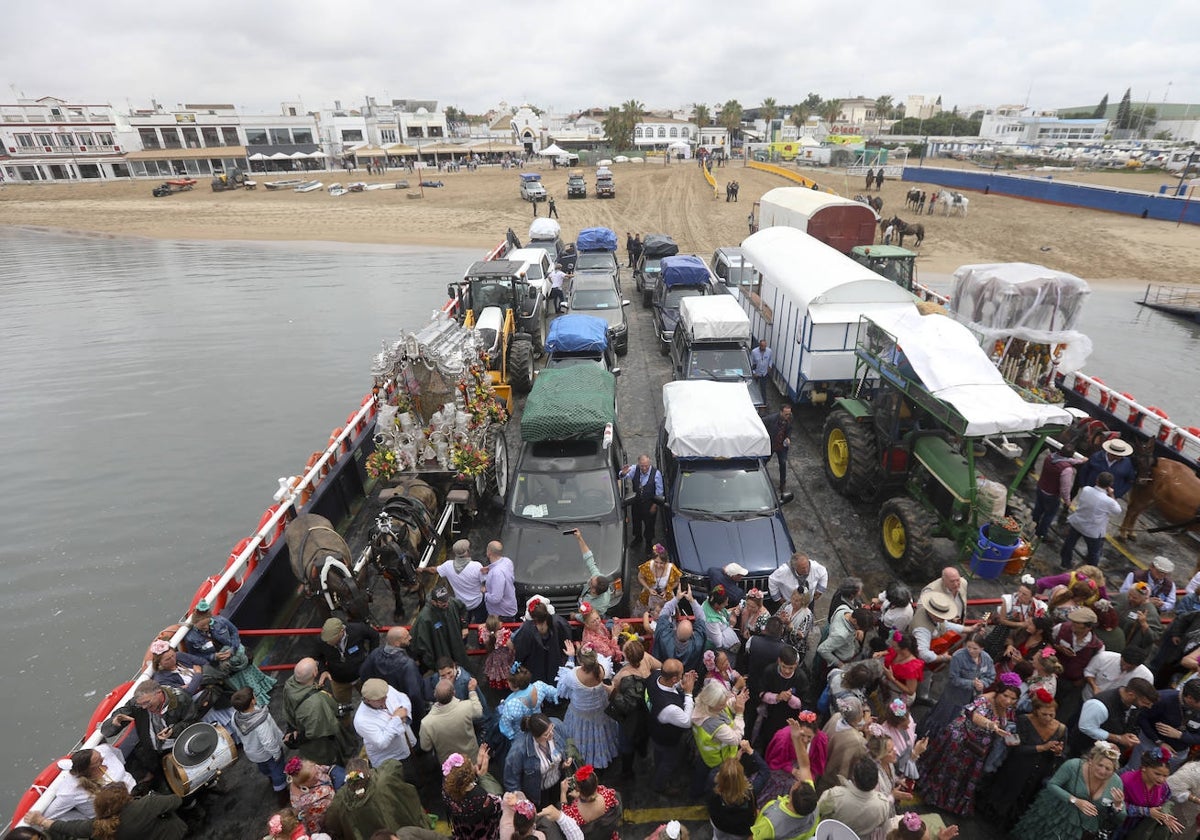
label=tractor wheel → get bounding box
[822,409,878,499]
[475,425,510,501]
[527,312,546,359]
[878,496,936,578]
[507,339,535,394]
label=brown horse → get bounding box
[1119,452,1200,541]
[887,215,925,247]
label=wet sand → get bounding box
[1,162,1197,284]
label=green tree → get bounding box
[1092,93,1109,119]
[820,99,842,126]
[761,97,779,123]
[802,93,823,111]
[602,106,630,150]
[444,105,466,125]
[692,103,711,129]
[873,95,894,131]
[1116,88,1132,130]
[789,103,811,131]
[719,99,744,138]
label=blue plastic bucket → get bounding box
[969,525,1017,580]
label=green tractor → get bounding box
[821,314,1070,575]
[848,244,917,292]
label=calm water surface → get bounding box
[1,228,1198,817]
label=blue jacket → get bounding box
[1078,450,1137,499]
[184,615,241,664]
[503,726,569,803]
[653,601,708,673]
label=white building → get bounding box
[0,96,136,182]
[903,95,940,121]
[124,102,251,177]
[634,117,696,151]
[979,106,1108,144]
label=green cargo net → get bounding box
[520,366,617,442]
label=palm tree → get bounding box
[619,100,644,152]
[874,95,894,134]
[820,99,842,128]
[602,106,625,150]
[761,97,778,141]
[693,103,711,128]
[790,104,811,133]
[719,99,744,143]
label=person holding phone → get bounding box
[565,529,617,617]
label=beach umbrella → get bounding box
[269,152,291,160]
[248,152,268,161]
[289,151,308,159]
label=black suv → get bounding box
[567,172,587,199]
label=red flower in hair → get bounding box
[574,764,595,783]
[1035,687,1054,704]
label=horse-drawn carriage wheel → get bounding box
[476,426,510,501]
[878,497,936,579]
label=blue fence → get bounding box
[902,166,1200,226]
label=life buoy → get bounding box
[1073,376,1092,398]
[347,410,366,438]
[329,427,348,459]
[188,576,223,614]
[256,505,287,549]
[1145,407,1170,441]
[1172,427,1200,452]
[83,679,136,740]
[223,537,259,596]
[1120,393,1140,424]
[361,393,378,420]
[11,760,64,826]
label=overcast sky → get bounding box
[4,0,1197,117]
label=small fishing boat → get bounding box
[263,179,305,191]
[327,183,347,197]
[293,180,323,193]
[347,182,367,193]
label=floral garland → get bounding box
[457,355,510,430]
[451,442,492,478]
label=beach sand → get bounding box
[1,162,1196,284]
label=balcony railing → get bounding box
[5,144,121,156]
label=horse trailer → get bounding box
[738,226,915,404]
[751,187,879,254]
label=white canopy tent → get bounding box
[248,152,268,161]
[538,143,570,157]
[268,152,291,161]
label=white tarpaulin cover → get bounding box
[949,262,1093,372]
[871,309,1073,436]
[528,218,561,240]
[663,381,771,458]
[679,296,751,342]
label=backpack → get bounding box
[604,674,646,721]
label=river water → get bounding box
[1,228,1198,816]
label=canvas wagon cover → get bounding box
[661,255,711,287]
[679,296,750,342]
[662,381,770,458]
[520,366,616,441]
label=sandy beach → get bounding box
[1,162,1197,284]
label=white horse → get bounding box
[937,189,969,217]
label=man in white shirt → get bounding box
[1060,471,1122,569]
[646,659,697,794]
[1084,647,1154,700]
[354,678,415,769]
[767,552,828,607]
[921,567,969,624]
[422,538,486,622]
[548,263,568,313]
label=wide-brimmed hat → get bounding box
[1103,439,1133,457]
[320,617,345,643]
[1152,556,1175,574]
[172,723,220,767]
[919,591,956,621]
[1067,606,1098,625]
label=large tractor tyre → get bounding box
[822,409,879,499]
[878,497,937,578]
[526,312,546,359]
[507,339,535,394]
[475,425,510,501]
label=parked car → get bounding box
[710,246,755,294]
[652,255,714,356]
[543,314,619,373]
[520,172,547,202]
[567,273,630,356]
[669,295,764,410]
[656,381,795,595]
[567,171,587,199]
[636,234,679,307]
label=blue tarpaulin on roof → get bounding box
[544,314,609,353]
[576,227,617,252]
[661,254,711,287]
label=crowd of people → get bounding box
[18,508,1200,839]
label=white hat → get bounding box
[724,563,749,577]
[1102,439,1133,457]
[1152,556,1175,574]
[919,591,956,621]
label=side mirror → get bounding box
[780,491,795,505]
[622,300,631,307]
[611,367,621,376]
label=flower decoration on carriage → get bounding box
[390,390,413,415]
[365,448,398,480]
[441,753,466,777]
[451,441,492,478]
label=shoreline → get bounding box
[3,164,1197,286]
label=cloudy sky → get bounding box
[4,0,1197,117]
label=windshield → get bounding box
[470,278,514,309]
[572,289,621,310]
[677,466,777,515]
[664,287,707,307]
[689,348,750,379]
[644,258,662,274]
[510,468,616,520]
[864,257,913,289]
[576,253,614,271]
